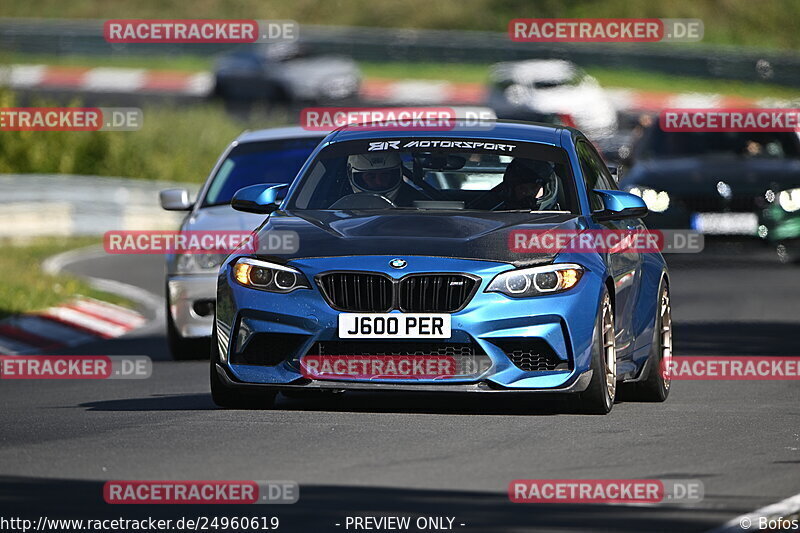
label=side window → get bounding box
[577,141,604,212]
[588,144,618,191]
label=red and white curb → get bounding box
[0,297,145,355]
[0,63,792,111]
[0,64,213,96]
[360,78,486,105]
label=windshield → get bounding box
[637,128,800,159]
[202,137,322,207]
[287,139,578,213]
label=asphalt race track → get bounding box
[0,243,798,532]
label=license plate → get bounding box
[691,212,758,235]
[338,313,451,339]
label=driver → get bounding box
[501,158,559,210]
[347,153,404,201]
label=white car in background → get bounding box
[487,59,618,138]
[159,127,325,359]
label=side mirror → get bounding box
[231,184,288,214]
[159,188,192,211]
[592,189,648,221]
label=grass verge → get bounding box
[1,0,800,50]
[0,237,132,320]
[0,89,283,182]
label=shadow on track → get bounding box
[0,475,738,533]
[81,390,633,416]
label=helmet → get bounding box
[502,158,559,210]
[347,153,403,197]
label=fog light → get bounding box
[192,299,215,317]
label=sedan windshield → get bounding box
[202,137,322,207]
[287,140,579,213]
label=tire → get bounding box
[209,324,277,409]
[577,290,617,415]
[166,298,210,361]
[619,282,672,402]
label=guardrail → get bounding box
[0,174,197,237]
[1,19,800,87]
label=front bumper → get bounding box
[168,275,217,338]
[215,255,606,392]
[214,362,594,393]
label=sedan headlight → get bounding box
[486,264,584,298]
[627,186,670,212]
[232,257,311,293]
[176,253,226,274]
[778,188,800,212]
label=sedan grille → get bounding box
[679,194,760,213]
[316,272,477,313]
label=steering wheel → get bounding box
[466,182,505,210]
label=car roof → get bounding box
[327,120,566,146]
[235,126,329,144]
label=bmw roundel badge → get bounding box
[389,258,407,269]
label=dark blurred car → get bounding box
[619,120,800,238]
[213,42,361,104]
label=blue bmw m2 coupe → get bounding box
[211,121,672,414]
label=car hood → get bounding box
[623,156,800,195]
[253,210,583,267]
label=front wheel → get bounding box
[620,283,672,402]
[577,291,617,414]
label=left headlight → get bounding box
[231,257,311,293]
[778,188,800,212]
[486,264,584,298]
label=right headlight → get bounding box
[231,257,311,294]
[778,188,800,212]
[627,186,670,213]
[485,264,584,298]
